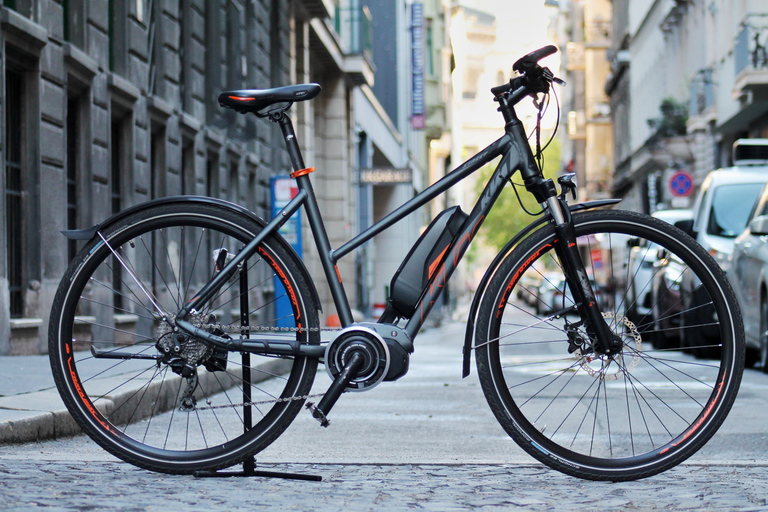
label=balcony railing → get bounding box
[734,17,768,101]
[735,17,768,76]
[334,3,373,59]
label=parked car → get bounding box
[678,140,768,357]
[516,273,543,309]
[649,252,688,349]
[536,275,601,316]
[730,182,768,371]
[625,209,693,349]
[535,274,567,315]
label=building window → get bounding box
[181,137,195,195]
[136,0,145,23]
[5,69,23,318]
[63,0,86,46]
[150,126,166,199]
[228,160,239,205]
[206,154,219,199]
[426,21,434,77]
[111,120,124,309]
[247,169,257,213]
[66,98,79,261]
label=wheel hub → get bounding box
[573,312,642,380]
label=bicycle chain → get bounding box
[204,323,342,334]
[190,323,342,411]
[194,392,329,411]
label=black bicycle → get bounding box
[49,46,744,481]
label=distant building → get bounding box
[350,0,452,317]
[605,0,768,213]
[556,0,614,202]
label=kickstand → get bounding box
[193,267,321,482]
[193,455,322,481]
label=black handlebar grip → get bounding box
[490,80,514,97]
[512,45,558,73]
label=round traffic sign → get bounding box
[669,171,693,197]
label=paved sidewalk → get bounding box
[0,313,456,446]
[0,353,70,443]
[0,346,290,445]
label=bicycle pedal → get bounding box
[305,402,330,427]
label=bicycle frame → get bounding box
[175,97,626,361]
[176,113,547,354]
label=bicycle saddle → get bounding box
[219,83,321,114]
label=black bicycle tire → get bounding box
[475,209,744,481]
[49,202,320,474]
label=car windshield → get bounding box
[707,182,765,238]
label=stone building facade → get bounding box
[0,0,451,355]
[0,0,323,354]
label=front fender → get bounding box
[62,195,322,312]
[462,198,620,377]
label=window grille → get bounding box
[5,69,23,318]
[67,99,79,261]
[111,121,124,310]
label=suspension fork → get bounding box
[546,196,623,356]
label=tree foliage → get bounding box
[474,136,561,253]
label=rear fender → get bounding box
[62,195,322,312]
[462,198,620,377]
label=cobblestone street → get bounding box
[3,320,768,510]
[1,459,767,511]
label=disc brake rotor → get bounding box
[574,312,642,381]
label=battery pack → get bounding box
[388,206,467,318]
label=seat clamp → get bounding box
[290,167,315,179]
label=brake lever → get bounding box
[541,67,566,87]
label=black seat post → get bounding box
[276,113,306,172]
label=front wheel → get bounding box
[49,201,320,474]
[474,210,744,481]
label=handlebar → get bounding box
[513,45,557,74]
[491,45,564,103]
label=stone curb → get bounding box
[0,358,292,445]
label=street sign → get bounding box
[669,171,694,197]
[271,176,302,327]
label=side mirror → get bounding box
[749,215,768,236]
[675,219,696,238]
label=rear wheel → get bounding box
[475,210,744,481]
[49,202,320,474]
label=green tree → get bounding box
[474,136,561,252]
